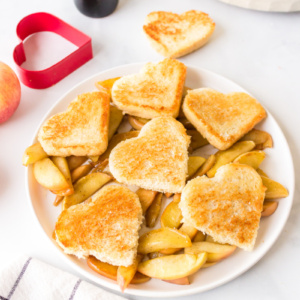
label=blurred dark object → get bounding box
[74,0,119,18]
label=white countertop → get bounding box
[0,0,299,299]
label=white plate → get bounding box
[26,63,295,298]
[219,0,300,12]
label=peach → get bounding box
[0,62,21,124]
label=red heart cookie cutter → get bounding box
[13,12,93,89]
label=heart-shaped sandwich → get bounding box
[183,88,267,150]
[111,59,186,119]
[38,91,110,156]
[109,116,190,193]
[55,185,143,267]
[179,163,266,251]
[143,10,215,58]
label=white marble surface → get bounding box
[0,0,299,299]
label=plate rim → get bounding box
[218,0,300,12]
[25,62,295,298]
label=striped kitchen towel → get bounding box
[0,256,127,300]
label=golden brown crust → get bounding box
[180,163,266,251]
[111,59,186,119]
[183,88,267,150]
[55,185,143,266]
[38,91,110,156]
[109,117,190,193]
[143,10,215,58]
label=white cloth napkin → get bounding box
[0,256,127,300]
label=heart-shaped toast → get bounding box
[143,10,215,58]
[38,91,110,156]
[183,88,267,150]
[179,163,266,251]
[55,185,143,267]
[111,58,186,119]
[109,116,190,193]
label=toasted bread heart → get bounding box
[183,88,267,150]
[109,116,190,193]
[38,91,110,157]
[143,10,215,58]
[179,163,266,251]
[111,59,186,119]
[55,185,143,267]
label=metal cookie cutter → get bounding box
[13,12,93,89]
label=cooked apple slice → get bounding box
[207,141,256,177]
[50,189,73,197]
[206,252,233,263]
[193,231,206,242]
[159,248,180,255]
[50,188,73,197]
[187,156,206,179]
[160,223,198,255]
[87,256,150,284]
[98,131,139,162]
[261,201,278,217]
[88,155,99,163]
[145,193,163,228]
[92,158,109,174]
[233,150,265,169]
[128,116,145,130]
[165,192,173,198]
[185,241,236,254]
[136,188,157,214]
[95,77,121,96]
[205,235,216,243]
[136,116,150,124]
[148,252,166,260]
[190,154,216,180]
[128,116,150,130]
[130,272,151,284]
[87,256,118,280]
[261,176,289,199]
[67,156,88,171]
[22,142,48,166]
[163,277,190,285]
[51,156,73,195]
[108,105,123,140]
[33,158,70,192]
[161,201,183,229]
[173,193,181,203]
[138,253,207,280]
[71,164,93,183]
[117,254,143,292]
[202,262,217,268]
[256,168,268,177]
[62,172,112,209]
[187,130,209,152]
[53,195,64,206]
[184,242,236,262]
[240,129,273,150]
[179,223,198,240]
[205,235,227,244]
[138,228,192,254]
